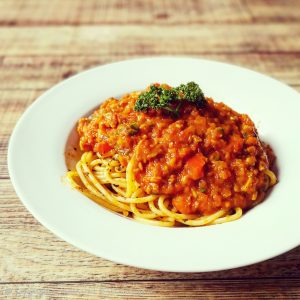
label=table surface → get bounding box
[1,0,300,299]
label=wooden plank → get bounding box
[0,90,41,178]
[0,0,299,26]
[1,54,300,90]
[0,279,300,299]
[1,24,300,57]
[247,0,300,23]
[1,179,300,282]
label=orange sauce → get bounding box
[78,88,274,216]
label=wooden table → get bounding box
[1,1,300,298]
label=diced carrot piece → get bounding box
[185,153,206,180]
[94,142,112,154]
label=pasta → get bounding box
[66,83,277,227]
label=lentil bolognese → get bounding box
[66,82,276,227]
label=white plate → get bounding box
[8,57,300,272]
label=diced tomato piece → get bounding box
[94,142,112,154]
[185,153,206,180]
[82,143,93,152]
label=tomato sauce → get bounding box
[78,88,274,216]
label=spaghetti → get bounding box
[66,83,277,227]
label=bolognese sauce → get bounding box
[77,84,275,217]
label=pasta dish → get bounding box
[66,82,276,227]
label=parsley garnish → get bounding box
[134,82,206,117]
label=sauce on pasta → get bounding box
[67,83,276,226]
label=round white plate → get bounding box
[8,57,300,272]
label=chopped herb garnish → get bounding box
[134,82,206,117]
[128,123,140,136]
[175,82,205,107]
[216,127,224,134]
[130,123,139,130]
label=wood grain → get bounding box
[0,0,299,26]
[1,279,300,299]
[1,24,300,57]
[1,54,300,90]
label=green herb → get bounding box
[134,82,206,117]
[216,127,224,134]
[128,123,140,136]
[175,82,205,107]
[200,187,206,193]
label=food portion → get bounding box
[66,82,277,227]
